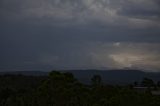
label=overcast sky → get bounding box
[0,0,160,71]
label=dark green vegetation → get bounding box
[0,71,160,106]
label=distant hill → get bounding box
[0,71,48,76]
[1,69,160,84]
[63,69,160,84]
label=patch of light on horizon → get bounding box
[109,53,143,68]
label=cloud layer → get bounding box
[1,0,160,28]
[0,0,160,71]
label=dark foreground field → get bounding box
[0,71,160,106]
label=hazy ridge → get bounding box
[0,69,160,84]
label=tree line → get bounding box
[0,71,160,106]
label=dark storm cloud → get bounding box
[1,0,160,27]
[0,0,160,71]
[118,0,160,20]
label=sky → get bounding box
[0,0,160,72]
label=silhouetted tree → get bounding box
[91,75,102,86]
[157,81,160,87]
[134,81,138,87]
[141,78,155,87]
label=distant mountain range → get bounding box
[63,69,160,84]
[0,71,48,76]
[0,69,160,84]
